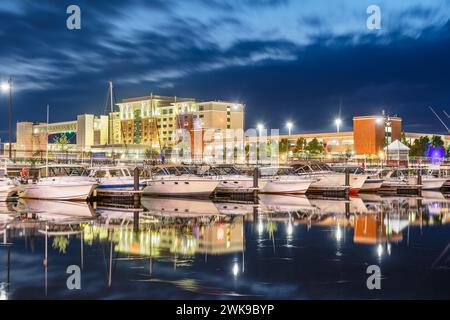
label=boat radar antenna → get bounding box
[443,110,450,120]
[429,106,450,133]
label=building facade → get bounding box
[12,94,245,159]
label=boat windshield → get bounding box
[200,166,241,176]
[260,167,296,176]
[294,163,332,174]
[90,168,128,178]
[47,166,89,177]
[331,166,363,174]
[153,166,195,176]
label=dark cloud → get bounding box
[0,0,449,141]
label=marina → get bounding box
[1,0,450,304]
[0,192,449,299]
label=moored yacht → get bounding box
[18,165,97,201]
[88,166,140,190]
[292,161,367,195]
[258,166,315,194]
[382,168,446,190]
[0,165,17,201]
[198,165,267,192]
[331,165,384,192]
[142,165,220,197]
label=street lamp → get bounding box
[335,118,342,133]
[286,121,293,136]
[1,78,12,159]
[256,123,264,165]
[257,123,264,136]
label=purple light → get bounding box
[427,146,445,163]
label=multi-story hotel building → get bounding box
[112,94,244,148]
[9,94,245,159]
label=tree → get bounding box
[279,139,289,156]
[431,135,444,149]
[53,134,71,152]
[144,148,159,159]
[305,138,324,155]
[409,136,429,157]
[295,137,307,154]
[400,131,410,148]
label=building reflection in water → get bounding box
[83,213,245,258]
[0,194,449,298]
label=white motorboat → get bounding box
[293,161,367,195]
[258,166,315,194]
[88,166,140,190]
[332,165,384,192]
[0,161,17,201]
[198,165,266,192]
[18,165,97,201]
[142,166,220,197]
[382,169,446,190]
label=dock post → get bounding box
[133,167,140,205]
[253,167,259,201]
[345,170,350,197]
[417,169,422,196]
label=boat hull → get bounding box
[260,179,314,194]
[215,177,267,192]
[18,183,96,201]
[143,179,220,197]
[361,179,384,192]
[308,174,367,194]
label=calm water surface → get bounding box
[0,192,449,300]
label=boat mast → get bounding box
[429,106,450,133]
[108,81,114,145]
[46,104,49,175]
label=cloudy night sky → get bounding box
[1,0,450,141]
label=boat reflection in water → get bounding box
[0,192,449,299]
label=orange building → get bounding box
[353,115,402,155]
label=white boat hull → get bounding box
[361,179,384,192]
[308,174,367,194]
[418,178,446,190]
[0,182,17,201]
[260,178,314,194]
[143,179,220,197]
[215,177,267,192]
[18,183,96,200]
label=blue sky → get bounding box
[1,0,450,140]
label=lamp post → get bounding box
[286,121,293,137]
[285,121,293,164]
[257,123,264,165]
[335,118,342,133]
[1,78,12,159]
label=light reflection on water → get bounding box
[0,193,449,300]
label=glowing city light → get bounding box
[377,244,384,257]
[335,118,342,132]
[0,81,10,92]
[286,121,293,136]
[232,263,239,277]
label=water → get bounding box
[0,192,449,300]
